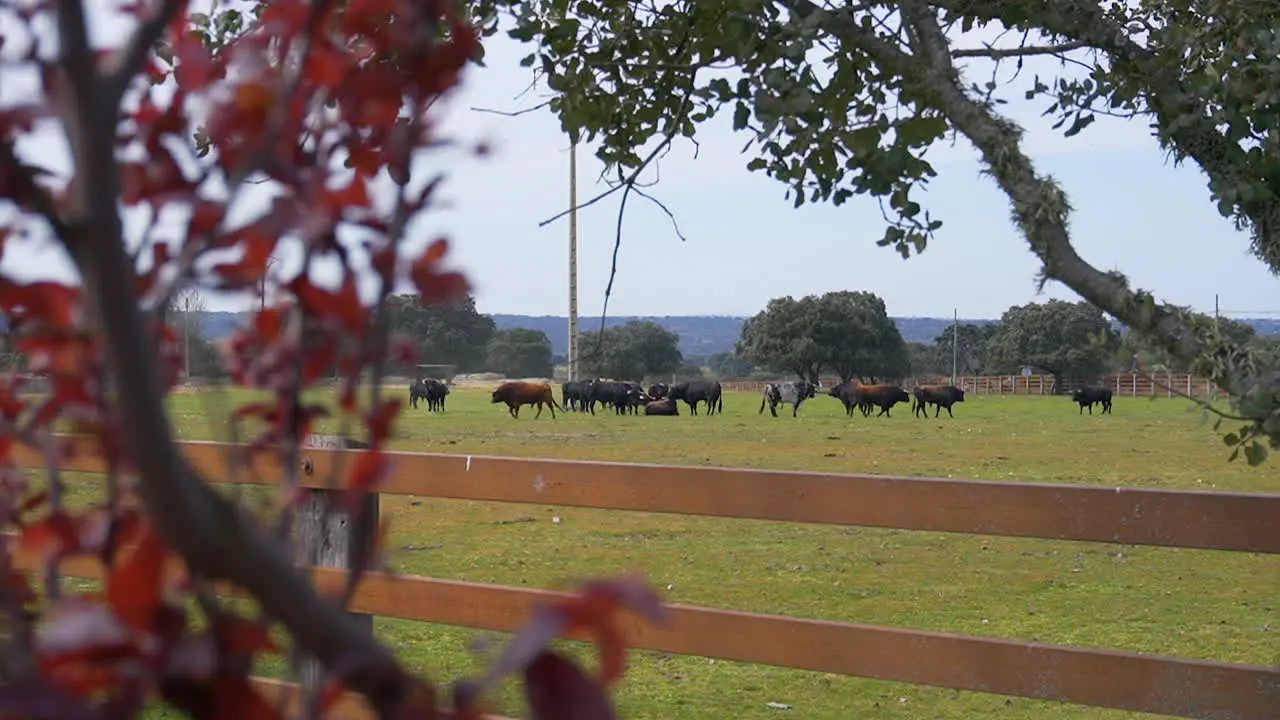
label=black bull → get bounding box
[667,380,723,415]
[912,385,965,418]
[409,378,448,411]
[1072,387,1113,414]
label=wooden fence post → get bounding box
[294,434,380,693]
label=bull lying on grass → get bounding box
[643,397,679,416]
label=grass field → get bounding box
[52,385,1280,719]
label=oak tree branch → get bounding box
[951,41,1088,58]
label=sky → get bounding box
[1,3,1277,321]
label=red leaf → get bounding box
[390,335,417,366]
[0,104,55,135]
[343,449,391,511]
[289,275,366,333]
[364,398,401,445]
[215,614,277,655]
[551,573,666,684]
[188,200,224,237]
[523,651,616,720]
[172,32,212,89]
[1,568,36,605]
[35,601,140,697]
[106,519,169,633]
[328,173,370,209]
[316,678,349,716]
[306,44,349,88]
[410,239,470,305]
[475,573,665,696]
[20,512,82,561]
[134,242,171,298]
[0,279,81,326]
[210,676,283,720]
[19,489,49,515]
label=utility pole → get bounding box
[567,141,580,382]
[951,308,958,387]
[183,294,191,379]
[1214,293,1220,327]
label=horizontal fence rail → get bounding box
[9,544,1277,720]
[16,439,1279,554]
[10,437,1280,720]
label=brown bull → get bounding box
[491,381,562,419]
[912,384,966,418]
[852,382,911,418]
[643,397,679,416]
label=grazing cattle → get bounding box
[856,383,911,417]
[409,378,449,411]
[912,384,966,418]
[612,382,650,415]
[562,380,591,412]
[643,397,679,416]
[827,383,868,417]
[667,380,723,416]
[586,379,640,412]
[1071,386,1113,415]
[759,381,819,418]
[491,381,562,419]
[829,381,909,417]
[647,382,669,400]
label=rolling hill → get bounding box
[191,311,1280,358]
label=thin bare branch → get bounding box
[470,101,551,117]
[952,41,1089,59]
[631,185,688,243]
[104,0,187,103]
[0,139,72,239]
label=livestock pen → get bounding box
[9,437,1278,719]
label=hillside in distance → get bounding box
[492,314,1001,356]
[193,312,1280,357]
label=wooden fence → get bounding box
[721,373,1218,397]
[10,438,1279,719]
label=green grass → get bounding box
[51,386,1280,718]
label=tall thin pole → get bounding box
[183,295,191,379]
[568,142,580,382]
[1214,293,1220,326]
[951,308,958,387]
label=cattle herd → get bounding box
[405,376,1119,420]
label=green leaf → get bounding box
[733,102,750,131]
[1063,113,1096,138]
[1223,432,1239,446]
[1244,441,1268,466]
[895,116,948,146]
[849,125,881,155]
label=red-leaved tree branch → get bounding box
[0,1,664,718]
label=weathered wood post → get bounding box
[294,434,380,693]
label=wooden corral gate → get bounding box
[9,439,1280,719]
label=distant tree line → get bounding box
[725,295,1280,390]
[84,292,1275,386]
